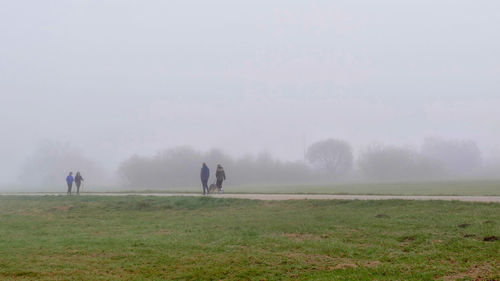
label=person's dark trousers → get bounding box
[67,183,72,195]
[202,179,208,195]
[76,182,81,195]
[216,179,223,193]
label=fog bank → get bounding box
[1,1,499,188]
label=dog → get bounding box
[208,183,219,194]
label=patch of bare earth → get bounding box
[364,261,382,268]
[333,263,357,269]
[442,263,498,281]
[483,236,499,242]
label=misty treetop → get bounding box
[357,138,483,181]
[357,145,445,181]
[305,139,353,177]
[421,138,482,175]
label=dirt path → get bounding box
[212,194,500,202]
[2,193,500,202]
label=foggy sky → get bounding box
[1,0,499,184]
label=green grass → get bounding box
[6,180,500,196]
[0,196,499,280]
[116,180,500,196]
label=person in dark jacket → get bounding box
[66,172,74,196]
[200,163,210,195]
[75,172,84,195]
[215,164,226,193]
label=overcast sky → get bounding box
[1,0,499,183]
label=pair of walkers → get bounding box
[66,172,84,195]
[200,163,226,195]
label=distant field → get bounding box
[0,196,499,280]
[118,180,500,196]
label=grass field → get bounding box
[4,180,500,196]
[0,196,499,280]
[117,180,500,196]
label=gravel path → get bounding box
[2,193,500,202]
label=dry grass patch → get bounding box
[283,253,381,271]
[364,261,382,268]
[282,232,329,241]
[51,205,73,212]
[442,263,498,281]
[155,229,172,235]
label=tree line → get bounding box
[306,137,482,181]
[118,137,485,188]
[118,147,312,188]
[18,137,490,189]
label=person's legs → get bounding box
[216,179,223,193]
[76,183,80,195]
[202,180,208,195]
[67,183,72,195]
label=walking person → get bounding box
[215,164,226,193]
[75,172,84,195]
[200,163,210,195]
[66,172,74,196]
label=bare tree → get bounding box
[306,139,353,177]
